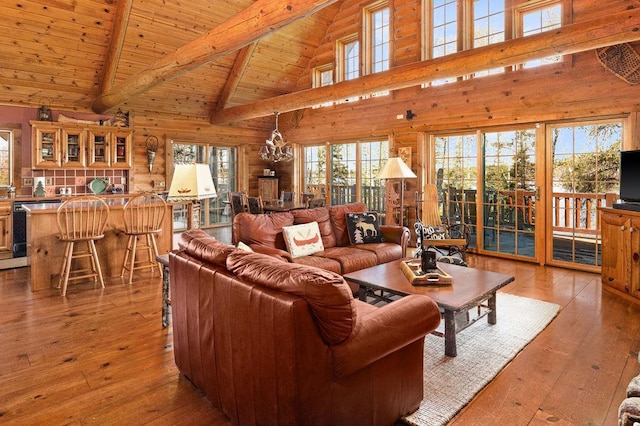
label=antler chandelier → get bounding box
[259,112,293,163]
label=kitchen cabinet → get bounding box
[31,121,132,170]
[600,207,640,300]
[0,203,12,260]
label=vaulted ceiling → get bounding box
[0,0,341,129]
[3,0,640,133]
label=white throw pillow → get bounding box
[282,221,325,258]
[236,241,253,252]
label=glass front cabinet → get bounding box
[31,121,132,170]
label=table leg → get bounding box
[358,286,367,301]
[162,264,170,328]
[488,292,497,325]
[443,309,457,357]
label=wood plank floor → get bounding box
[0,231,639,425]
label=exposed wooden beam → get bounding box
[98,0,133,94]
[216,43,257,112]
[209,7,640,125]
[91,0,338,114]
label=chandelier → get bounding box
[259,112,293,163]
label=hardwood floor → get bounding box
[1,231,639,425]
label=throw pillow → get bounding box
[236,241,253,252]
[345,212,384,244]
[421,224,448,240]
[282,221,325,258]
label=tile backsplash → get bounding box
[21,168,128,197]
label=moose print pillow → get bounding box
[346,212,384,244]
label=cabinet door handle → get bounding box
[621,225,626,231]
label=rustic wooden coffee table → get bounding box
[344,259,515,357]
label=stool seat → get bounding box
[56,196,110,296]
[121,193,167,284]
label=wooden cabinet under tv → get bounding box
[31,121,132,170]
[600,207,640,301]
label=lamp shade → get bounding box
[167,163,217,201]
[376,157,417,180]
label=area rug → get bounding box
[403,292,561,426]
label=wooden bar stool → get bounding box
[56,196,110,296]
[121,193,167,284]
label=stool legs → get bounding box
[58,239,105,297]
[121,233,162,284]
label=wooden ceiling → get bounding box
[0,0,341,129]
[3,0,640,131]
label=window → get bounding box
[516,1,563,68]
[364,2,390,97]
[430,0,459,85]
[336,35,360,102]
[312,64,334,108]
[172,142,237,228]
[473,0,505,77]
[0,130,12,187]
[303,139,389,213]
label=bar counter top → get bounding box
[26,195,181,292]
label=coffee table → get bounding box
[343,259,514,357]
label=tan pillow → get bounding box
[282,222,325,258]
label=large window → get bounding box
[172,143,238,228]
[366,3,390,73]
[0,130,12,187]
[303,139,389,212]
[473,0,505,77]
[337,35,360,103]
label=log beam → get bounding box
[216,43,257,112]
[91,0,338,114]
[209,7,640,125]
[98,0,134,94]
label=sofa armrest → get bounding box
[248,244,293,262]
[380,225,411,256]
[331,295,441,377]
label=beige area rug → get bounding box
[403,293,561,426]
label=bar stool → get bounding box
[56,196,110,296]
[121,193,167,284]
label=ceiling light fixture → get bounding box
[259,112,293,163]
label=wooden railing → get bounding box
[551,191,617,235]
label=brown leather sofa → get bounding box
[232,202,410,277]
[170,229,441,426]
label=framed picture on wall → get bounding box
[398,147,412,167]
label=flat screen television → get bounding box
[619,149,640,203]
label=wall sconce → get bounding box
[145,135,159,172]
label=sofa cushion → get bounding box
[290,255,342,274]
[349,242,402,264]
[178,229,235,267]
[291,207,336,248]
[282,222,325,258]
[226,250,356,345]
[233,211,294,250]
[345,212,384,244]
[328,202,367,246]
[313,246,378,274]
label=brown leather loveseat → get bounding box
[232,202,410,277]
[170,229,441,425]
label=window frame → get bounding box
[0,129,13,188]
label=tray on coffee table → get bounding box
[400,259,453,286]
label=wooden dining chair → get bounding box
[228,192,247,218]
[307,198,326,208]
[280,191,295,202]
[121,193,167,284]
[247,196,264,214]
[56,196,110,296]
[301,192,315,206]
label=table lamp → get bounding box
[377,157,417,227]
[167,163,217,229]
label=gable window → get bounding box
[430,0,459,85]
[312,64,334,107]
[516,1,563,68]
[472,0,505,77]
[336,35,360,102]
[364,2,390,97]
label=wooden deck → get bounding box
[0,233,638,424]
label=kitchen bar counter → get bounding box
[25,196,182,292]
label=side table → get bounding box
[156,254,170,328]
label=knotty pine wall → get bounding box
[281,0,640,215]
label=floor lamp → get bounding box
[167,163,217,229]
[377,157,417,227]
